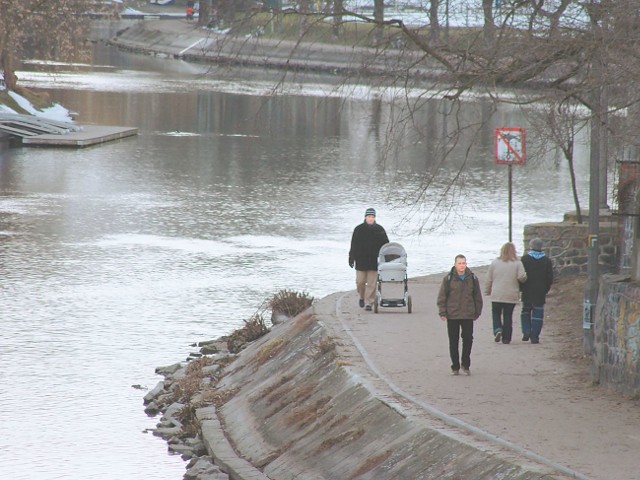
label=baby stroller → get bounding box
[374,242,412,313]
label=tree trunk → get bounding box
[1,47,18,91]
[298,0,310,37]
[482,0,495,49]
[429,0,440,43]
[333,0,344,38]
[198,0,212,26]
[373,0,384,45]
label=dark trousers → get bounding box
[521,303,545,343]
[447,318,474,370]
[492,302,516,343]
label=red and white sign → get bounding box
[495,127,526,165]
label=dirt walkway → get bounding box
[337,269,640,480]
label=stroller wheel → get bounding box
[407,296,412,314]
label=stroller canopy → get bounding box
[378,242,407,265]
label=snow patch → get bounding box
[4,88,73,122]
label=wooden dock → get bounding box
[0,114,138,148]
[21,125,138,147]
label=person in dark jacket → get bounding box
[520,237,554,344]
[349,208,389,311]
[437,254,483,375]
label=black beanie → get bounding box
[365,208,376,217]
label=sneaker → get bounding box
[365,304,372,311]
[451,369,460,376]
[494,331,502,343]
[522,335,530,342]
[462,367,471,376]
[359,298,365,308]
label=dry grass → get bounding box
[259,374,294,400]
[291,384,316,404]
[545,274,591,377]
[200,386,241,408]
[328,414,349,430]
[252,337,286,365]
[171,356,217,403]
[268,289,315,319]
[285,396,331,428]
[287,312,316,336]
[227,313,270,353]
[185,356,215,374]
[335,359,352,367]
[349,450,394,479]
[316,428,366,453]
[313,336,337,358]
[266,399,292,419]
[175,403,201,438]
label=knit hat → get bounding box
[529,237,543,251]
[365,208,376,217]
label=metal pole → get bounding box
[508,164,513,242]
[599,84,609,210]
[583,111,600,354]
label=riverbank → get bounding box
[105,17,442,81]
[143,268,640,480]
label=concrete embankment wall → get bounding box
[104,19,443,80]
[209,292,564,480]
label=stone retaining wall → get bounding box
[522,212,618,277]
[593,275,640,397]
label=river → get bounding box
[0,41,589,479]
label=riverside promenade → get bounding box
[110,15,640,479]
[330,270,640,480]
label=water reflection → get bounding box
[0,44,590,480]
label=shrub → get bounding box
[227,313,269,353]
[171,357,215,403]
[268,289,314,319]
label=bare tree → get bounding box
[0,0,107,93]
[523,100,588,223]
[100,1,640,230]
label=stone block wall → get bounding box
[593,275,640,397]
[522,212,618,277]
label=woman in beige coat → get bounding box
[484,242,527,344]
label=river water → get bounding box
[0,42,590,479]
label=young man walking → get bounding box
[349,208,389,311]
[437,254,483,375]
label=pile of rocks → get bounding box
[142,338,234,480]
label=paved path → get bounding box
[333,269,640,480]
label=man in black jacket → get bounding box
[349,208,389,311]
[520,237,554,344]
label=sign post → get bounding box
[494,127,526,242]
